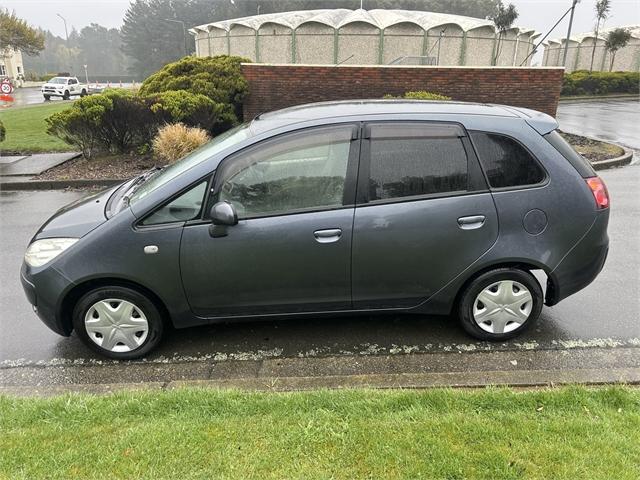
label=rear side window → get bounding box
[367,123,468,201]
[470,132,545,188]
[544,130,596,178]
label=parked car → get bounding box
[41,76,88,100]
[21,100,610,359]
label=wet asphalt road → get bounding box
[1,164,638,366]
[0,99,639,370]
[557,98,640,152]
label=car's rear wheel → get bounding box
[458,268,543,341]
[72,286,164,359]
[80,89,87,97]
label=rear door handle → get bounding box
[313,228,342,243]
[457,215,486,230]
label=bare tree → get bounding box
[490,3,518,66]
[589,0,611,72]
[604,27,632,71]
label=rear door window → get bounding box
[470,132,546,188]
[365,123,469,202]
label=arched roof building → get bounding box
[543,25,640,72]
[189,9,540,66]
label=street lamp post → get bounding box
[56,13,69,44]
[562,0,580,67]
[164,19,188,57]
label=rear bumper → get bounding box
[546,210,609,306]
[20,263,74,337]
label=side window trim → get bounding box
[135,175,212,229]
[207,124,361,221]
[356,120,483,206]
[468,130,549,191]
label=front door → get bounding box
[180,124,360,318]
[351,122,499,309]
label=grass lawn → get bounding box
[0,386,638,479]
[0,102,73,154]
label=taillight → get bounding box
[586,176,609,209]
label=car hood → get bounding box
[33,186,120,241]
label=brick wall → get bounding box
[241,64,565,119]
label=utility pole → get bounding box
[562,0,579,67]
[164,19,188,57]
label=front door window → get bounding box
[216,125,354,218]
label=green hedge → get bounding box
[562,71,640,96]
[139,55,249,127]
[384,91,452,101]
[0,119,5,143]
[46,89,219,158]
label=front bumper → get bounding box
[546,210,609,306]
[20,262,74,336]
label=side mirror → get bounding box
[210,201,238,226]
[209,201,237,238]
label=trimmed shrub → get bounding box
[384,91,452,100]
[152,123,210,164]
[146,90,228,134]
[46,89,157,158]
[562,71,640,96]
[0,119,5,143]
[139,56,249,125]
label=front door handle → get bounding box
[457,215,486,230]
[313,228,342,243]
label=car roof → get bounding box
[249,99,558,136]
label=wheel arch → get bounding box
[58,277,172,334]
[451,260,550,314]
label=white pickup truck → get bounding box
[41,76,88,100]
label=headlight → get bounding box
[24,238,78,267]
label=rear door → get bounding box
[352,121,499,309]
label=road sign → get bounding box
[0,79,13,94]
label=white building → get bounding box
[543,25,640,72]
[0,48,24,80]
[190,9,540,66]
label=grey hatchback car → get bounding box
[21,100,610,359]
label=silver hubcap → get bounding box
[473,280,533,334]
[84,299,149,353]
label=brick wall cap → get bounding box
[241,63,566,71]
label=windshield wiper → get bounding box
[121,167,163,206]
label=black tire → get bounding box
[72,286,164,359]
[457,268,543,341]
[43,95,50,101]
[80,89,87,97]
[63,90,70,100]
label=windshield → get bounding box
[128,123,252,205]
[48,77,67,84]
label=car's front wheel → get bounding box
[43,95,50,101]
[458,268,543,341]
[72,286,164,359]
[62,90,70,100]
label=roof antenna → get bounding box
[360,0,364,10]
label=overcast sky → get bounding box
[3,0,639,41]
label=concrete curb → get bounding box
[0,178,121,190]
[591,147,635,171]
[1,368,638,397]
[1,346,639,397]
